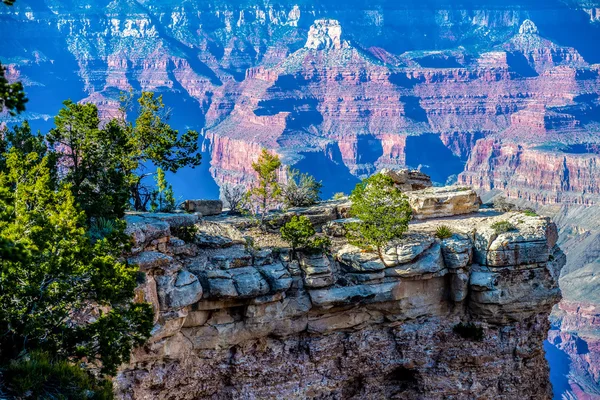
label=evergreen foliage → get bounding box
[1,351,114,399]
[435,225,453,239]
[47,101,130,221]
[280,215,316,253]
[491,220,517,234]
[123,92,201,211]
[346,173,412,266]
[280,215,331,257]
[150,167,175,212]
[247,148,282,225]
[0,149,153,376]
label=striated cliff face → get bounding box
[2,1,600,196]
[459,139,600,206]
[116,187,564,399]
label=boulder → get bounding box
[384,244,445,278]
[308,282,402,308]
[298,253,335,289]
[230,267,270,298]
[440,234,473,270]
[195,221,246,248]
[473,216,552,267]
[380,168,432,191]
[156,270,203,310]
[337,245,386,272]
[124,214,170,249]
[383,233,435,266]
[450,271,469,302]
[257,263,293,293]
[182,200,223,216]
[209,247,253,269]
[407,186,481,220]
[128,251,179,273]
[204,269,238,298]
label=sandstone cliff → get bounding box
[116,187,564,399]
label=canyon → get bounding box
[1,0,600,397]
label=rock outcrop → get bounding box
[116,192,564,399]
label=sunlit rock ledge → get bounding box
[117,178,564,399]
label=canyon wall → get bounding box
[116,192,564,399]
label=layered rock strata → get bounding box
[116,189,564,399]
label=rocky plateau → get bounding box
[117,182,565,399]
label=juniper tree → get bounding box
[247,148,282,225]
[346,173,412,266]
[122,92,201,211]
[0,148,153,378]
[47,101,130,221]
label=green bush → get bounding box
[1,352,114,399]
[280,215,315,253]
[522,209,538,217]
[346,173,412,266]
[435,225,453,239]
[453,322,484,341]
[491,220,517,234]
[305,235,332,255]
[171,224,198,244]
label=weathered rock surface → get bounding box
[119,203,565,399]
[181,200,223,216]
[380,168,433,192]
[407,186,481,220]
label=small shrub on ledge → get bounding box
[521,209,538,217]
[453,322,484,341]
[171,224,198,243]
[435,225,453,239]
[281,215,331,257]
[282,167,322,208]
[491,220,517,234]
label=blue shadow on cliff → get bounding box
[295,147,361,199]
[544,339,571,400]
[405,133,465,184]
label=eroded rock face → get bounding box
[305,19,344,50]
[407,186,481,220]
[181,200,223,216]
[120,203,564,399]
[380,168,433,192]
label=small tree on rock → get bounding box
[346,173,412,266]
[281,215,331,258]
[281,215,315,255]
[150,167,175,212]
[247,148,282,225]
[221,183,246,214]
[282,167,322,208]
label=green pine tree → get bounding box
[0,148,153,380]
[346,173,412,266]
[248,148,282,225]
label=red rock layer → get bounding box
[459,139,600,205]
